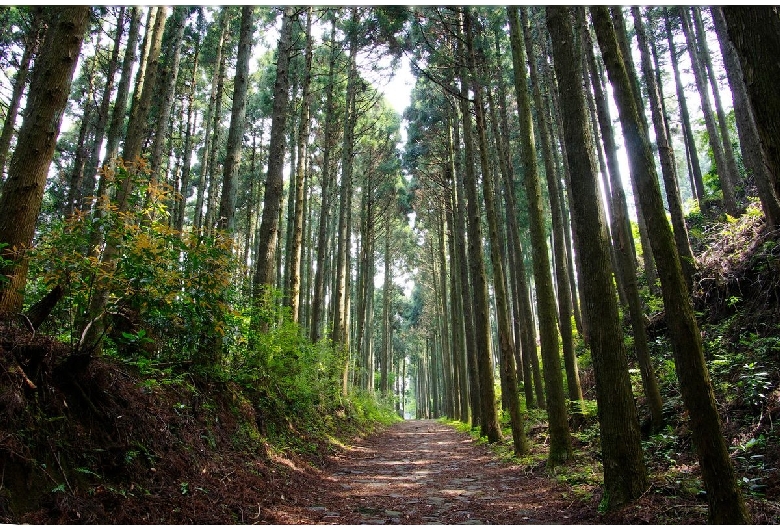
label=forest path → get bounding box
[270,419,600,524]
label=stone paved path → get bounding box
[273,419,599,525]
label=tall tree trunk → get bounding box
[217,6,253,232]
[548,6,649,509]
[101,7,142,174]
[332,7,359,353]
[664,8,706,204]
[592,7,750,523]
[194,9,228,232]
[490,28,539,409]
[203,9,232,235]
[65,71,95,217]
[149,7,188,183]
[723,8,780,205]
[380,221,392,396]
[0,8,43,184]
[633,8,696,285]
[692,7,743,212]
[711,7,780,229]
[0,7,89,314]
[509,6,572,466]
[477,82,526,452]
[579,9,665,433]
[175,13,201,232]
[117,6,166,210]
[444,172,469,421]
[607,8,660,296]
[288,7,313,322]
[310,15,338,343]
[679,7,739,216]
[448,107,482,423]
[459,8,501,443]
[547,7,647,509]
[521,8,583,405]
[252,7,294,302]
[434,220,455,417]
[81,7,125,212]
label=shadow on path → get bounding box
[272,419,601,524]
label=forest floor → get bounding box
[268,418,604,525]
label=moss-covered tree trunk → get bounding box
[679,7,739,215]
[547,6,649,509]
[722,7,780,204]
[714,7,780,229]
[633,7,696,285]
[448,108,481,424]
[0,7,89,314]
[288,7,313,323]
[508,5,572,466]
[577,9,665,433]
[457,8,501,443]
[592,6,750,523]
[0,8,42,184]
[521,7,582,405]
[663,8,706,205]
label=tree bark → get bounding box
[664,8,706,204]
[509,5,572,466]
[723,7,780,205]
[81,7,126,212]
[310,14,338,344]
[692,7,743,212]
[0,8,43,184]
[548,5,649,509]
[101,7,142,175]
[592,6,750,523]
[679,7,739,215]
[712,7,780,229]
[252,7,294,299]
[116,6,166,210]
[633,8,696,285]
[522,8,582,405]
[149,6,188,183]
[578,8,665,433]
[0,7,90,314]
[216,6,253,232]
[448,105,482,424]
[288,7,313,322]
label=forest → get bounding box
[0,5,779,525]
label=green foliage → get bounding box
[28,160,234,366]
[24,158,398,469]
[0,242,12,287]
[707,331,777,411]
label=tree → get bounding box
[547,5,648,509]
[722,7,780,222]
[591,6,750,523]
[663,8,706,204]
[679,7,739,215]
[633,7,696,285]
[520,7,583,406]
[252,7,294,299]
[508,5,572,466]
[287,6,313,323]
[0,7,90,314]
[0,7,43,183]
[216,6,253,232]
[457,8,502,444]
[578,9,665,433]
